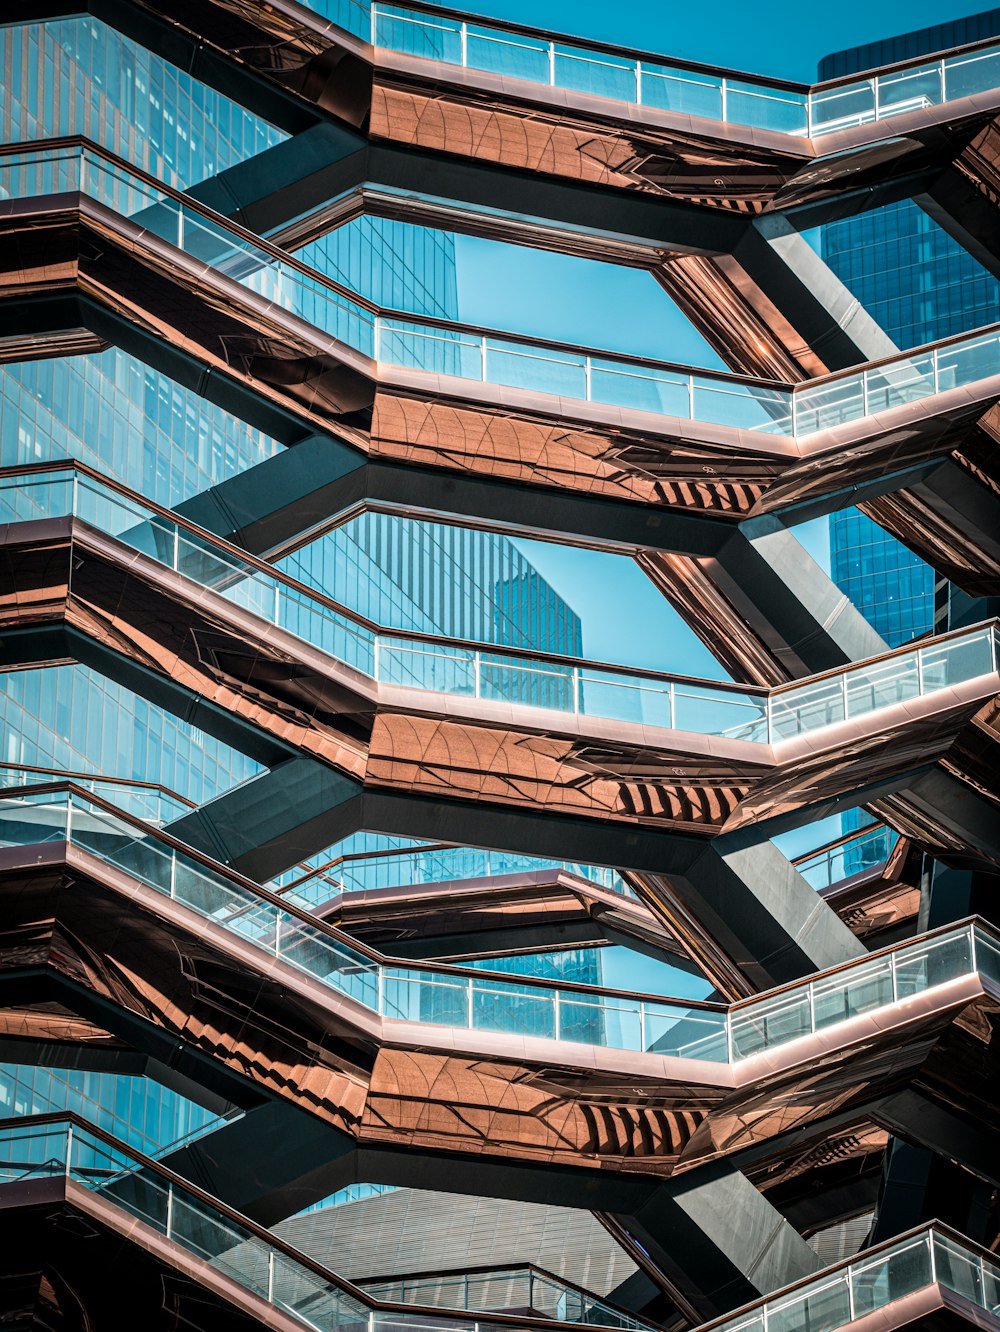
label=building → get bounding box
[818,11,1000,651]
[0,4,999,1332]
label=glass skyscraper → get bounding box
[817,13,1000,649]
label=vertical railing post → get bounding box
[176,204,184,253]
[932,348,940,395]
[635,60,642,105]
[939,57,947,104]
[548,40,556,85]
[275,912,281,959]
[668,680,676,730]
[584,355,592,402]
[638,1002,646,1052]
[889,948,898,1004]
[460,20,468,66]
[847,1266,856,1323]
[172,524,179,572]
[572,666,581,715]
[481,334,488,382]
[169,851,176,901]
[806,90,814,137]
[273,582,280,629]
[554,991,561,1041]
[687,375,695,419]
[807,981,816,1034]
[467,975,474,1028]
[791,389,798,437]
[165,1183,174,1239]
[473,650,481,699]
[929,1231,938,1286]
[65,1123,73,1179]
[873,75,881,121]
[726,1009,735,1064]
[861,371,870,418]
[841,669,850,723]
[369,1,377,46]
[374,316,382,363]
[970,922,978,978]
[916,646,924,697]
[267,1249,275,1305]
[720,76,728,121]
[377,962,384,1016]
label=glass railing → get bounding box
[6,144,1000,442]
[3,465,998,743]
[794,824,900,891]
[369,3,1000,140]
[272,844,631,909]
[0,766,192,826]
[361,1267,643,1330]
[707,1225,1000,1332]
[0,789,727,1058]
[3,788,998,1065]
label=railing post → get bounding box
[726,1010,735,1064]
[806,91,814,137]
[377,962,384,1016]
[176,204,184,252]
[585,355,592,401]
[841,669,850,722]
[554,991,561,1041]
[932,348,940,395]
[467,975,474,1028]
[766,694,773,744]
[460,20,468,66]
[861,371,870,418]
[639,1002,646,1052]
[165,1183,174,1239]
[929,1231,938,1286]
[267,1249,275,1305]
[172,524,179,572]
[873,75,881,121]
[372,636,380,682]
[369,1,377,46]
[635,60,642,105]
[791,390,798,437]
[807,981,816,1034]
[847,1266,856,1323]
[273,582,280,628]
[169,851,176,901]
[473,650,481,699]
[275,912,281,959]
[572,666,581,714]
[720,77,728,121]
[374,316,382,363]
[916,646,924,696]
[481,334,488,381]
[889,949,898,1004]
[548,40,556,85]
[687,375,695,419]
[668,680,676,729]
[939,56,947,104]
[65,1122,73,1178]
[970,923,978,978]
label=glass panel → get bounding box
[851,1235,932,1317]
[769,676,845,739]
[945,47,1000,101]
[725,83,808,135]
[918,629,995,689]
[767,1275,851,1332]
[555,46,637,102]
[934,1233,985,1304]
[730,990,811,1058]
[485,339,587,397]
[641,65,724,119]
[875,63,943,116]
[810,956,894,1030]
[472,979,556,1038]
[466,25,550,81]
[844,652,920,717]
[382,969,470,1026]
[373,6,463,62]
[893,929,973,997]
[936,332,1000,390]
[810,80,876,133]
[587,360,691,416]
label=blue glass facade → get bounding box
[817,16,1000,651]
